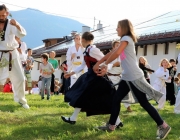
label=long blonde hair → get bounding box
[160,58,171,67]
[118,19,138,42]
[139,56,148,65]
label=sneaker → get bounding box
[47,97,50,100]
[106,122,123,128]
[156,125,171,139]
[22,104,30,109]
[97,124,115,132]
[19,102,30,109]
[41,97,44,100]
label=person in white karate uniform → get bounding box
[0,4,29,109]
[15,36,27,63]
[66,34,87,88]
[107,40,132,112]
[153,59,171,110]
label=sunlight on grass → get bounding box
[0,93,179,140]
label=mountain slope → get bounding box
[10,8,85,48]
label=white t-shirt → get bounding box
[38,81,42,89]
[31,87,40,94]
[40,62,53,78]
[120,36,144,81]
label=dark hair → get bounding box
[41,53,49,61]
[174,77,179,82]
[0,4,8,11]
[36,84,38,87]
[82,32,94,41]
[169,59,175,63]
[111,40,120,48]
[27,48,32,52]
[38,76,42,81]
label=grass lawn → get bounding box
[0,93,179,140]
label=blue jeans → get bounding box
[41,77,51,99]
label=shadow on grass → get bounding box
[1,123,102,140]
[0,104,20,112]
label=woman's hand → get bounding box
[96,64,108,76]
[64,72,74,79]
[93,62,100,74]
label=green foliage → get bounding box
[0,93,179,140]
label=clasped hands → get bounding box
[93,63,108,76]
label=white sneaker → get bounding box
[22,104,30,109]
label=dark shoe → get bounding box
[41,97,44,100]
[117,122,123,128]
[47,97,50,100]
[61,116,76,125]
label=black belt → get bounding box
[0,50,13,71]
[107,72,120,76]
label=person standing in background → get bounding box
[48,51,58,95]
[166,59,177,105]
[139,56,154,84]
[59,60,69,94]
[15,36,27,64]
[40,53,54,100]
[66,34,87,88]
[24,48,34,94]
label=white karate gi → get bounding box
[18,41,27,62]
[174,90,180,114]
[66,45,87,87]
[153,67,171,109]
[0,19,27,105]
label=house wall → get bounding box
[137,42,180,84]
[31,55,66,82]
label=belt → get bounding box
[107,72,120,76]
[0,50,13,71]
[72,62,82,65]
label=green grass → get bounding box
[0,93,179,140]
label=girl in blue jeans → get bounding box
[40,53,54,100]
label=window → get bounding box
[37,62,40,70]
[135,46,138,55]
[165,43,169,54]
[58,60,61,67]
[143,45,147,56]
[154,44,158,55]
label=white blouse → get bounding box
[73,45,112,74]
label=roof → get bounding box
[42,38,64,42]
[32,11,180,58]
[32,44,44,50]
[135,10,180,35]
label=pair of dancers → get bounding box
[62,19,171,139]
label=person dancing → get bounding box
[61,32,123,128]
[94,19,171,139]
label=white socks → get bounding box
[115,116,121,125]
[65,108,81,121]
[65,108,121,125]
